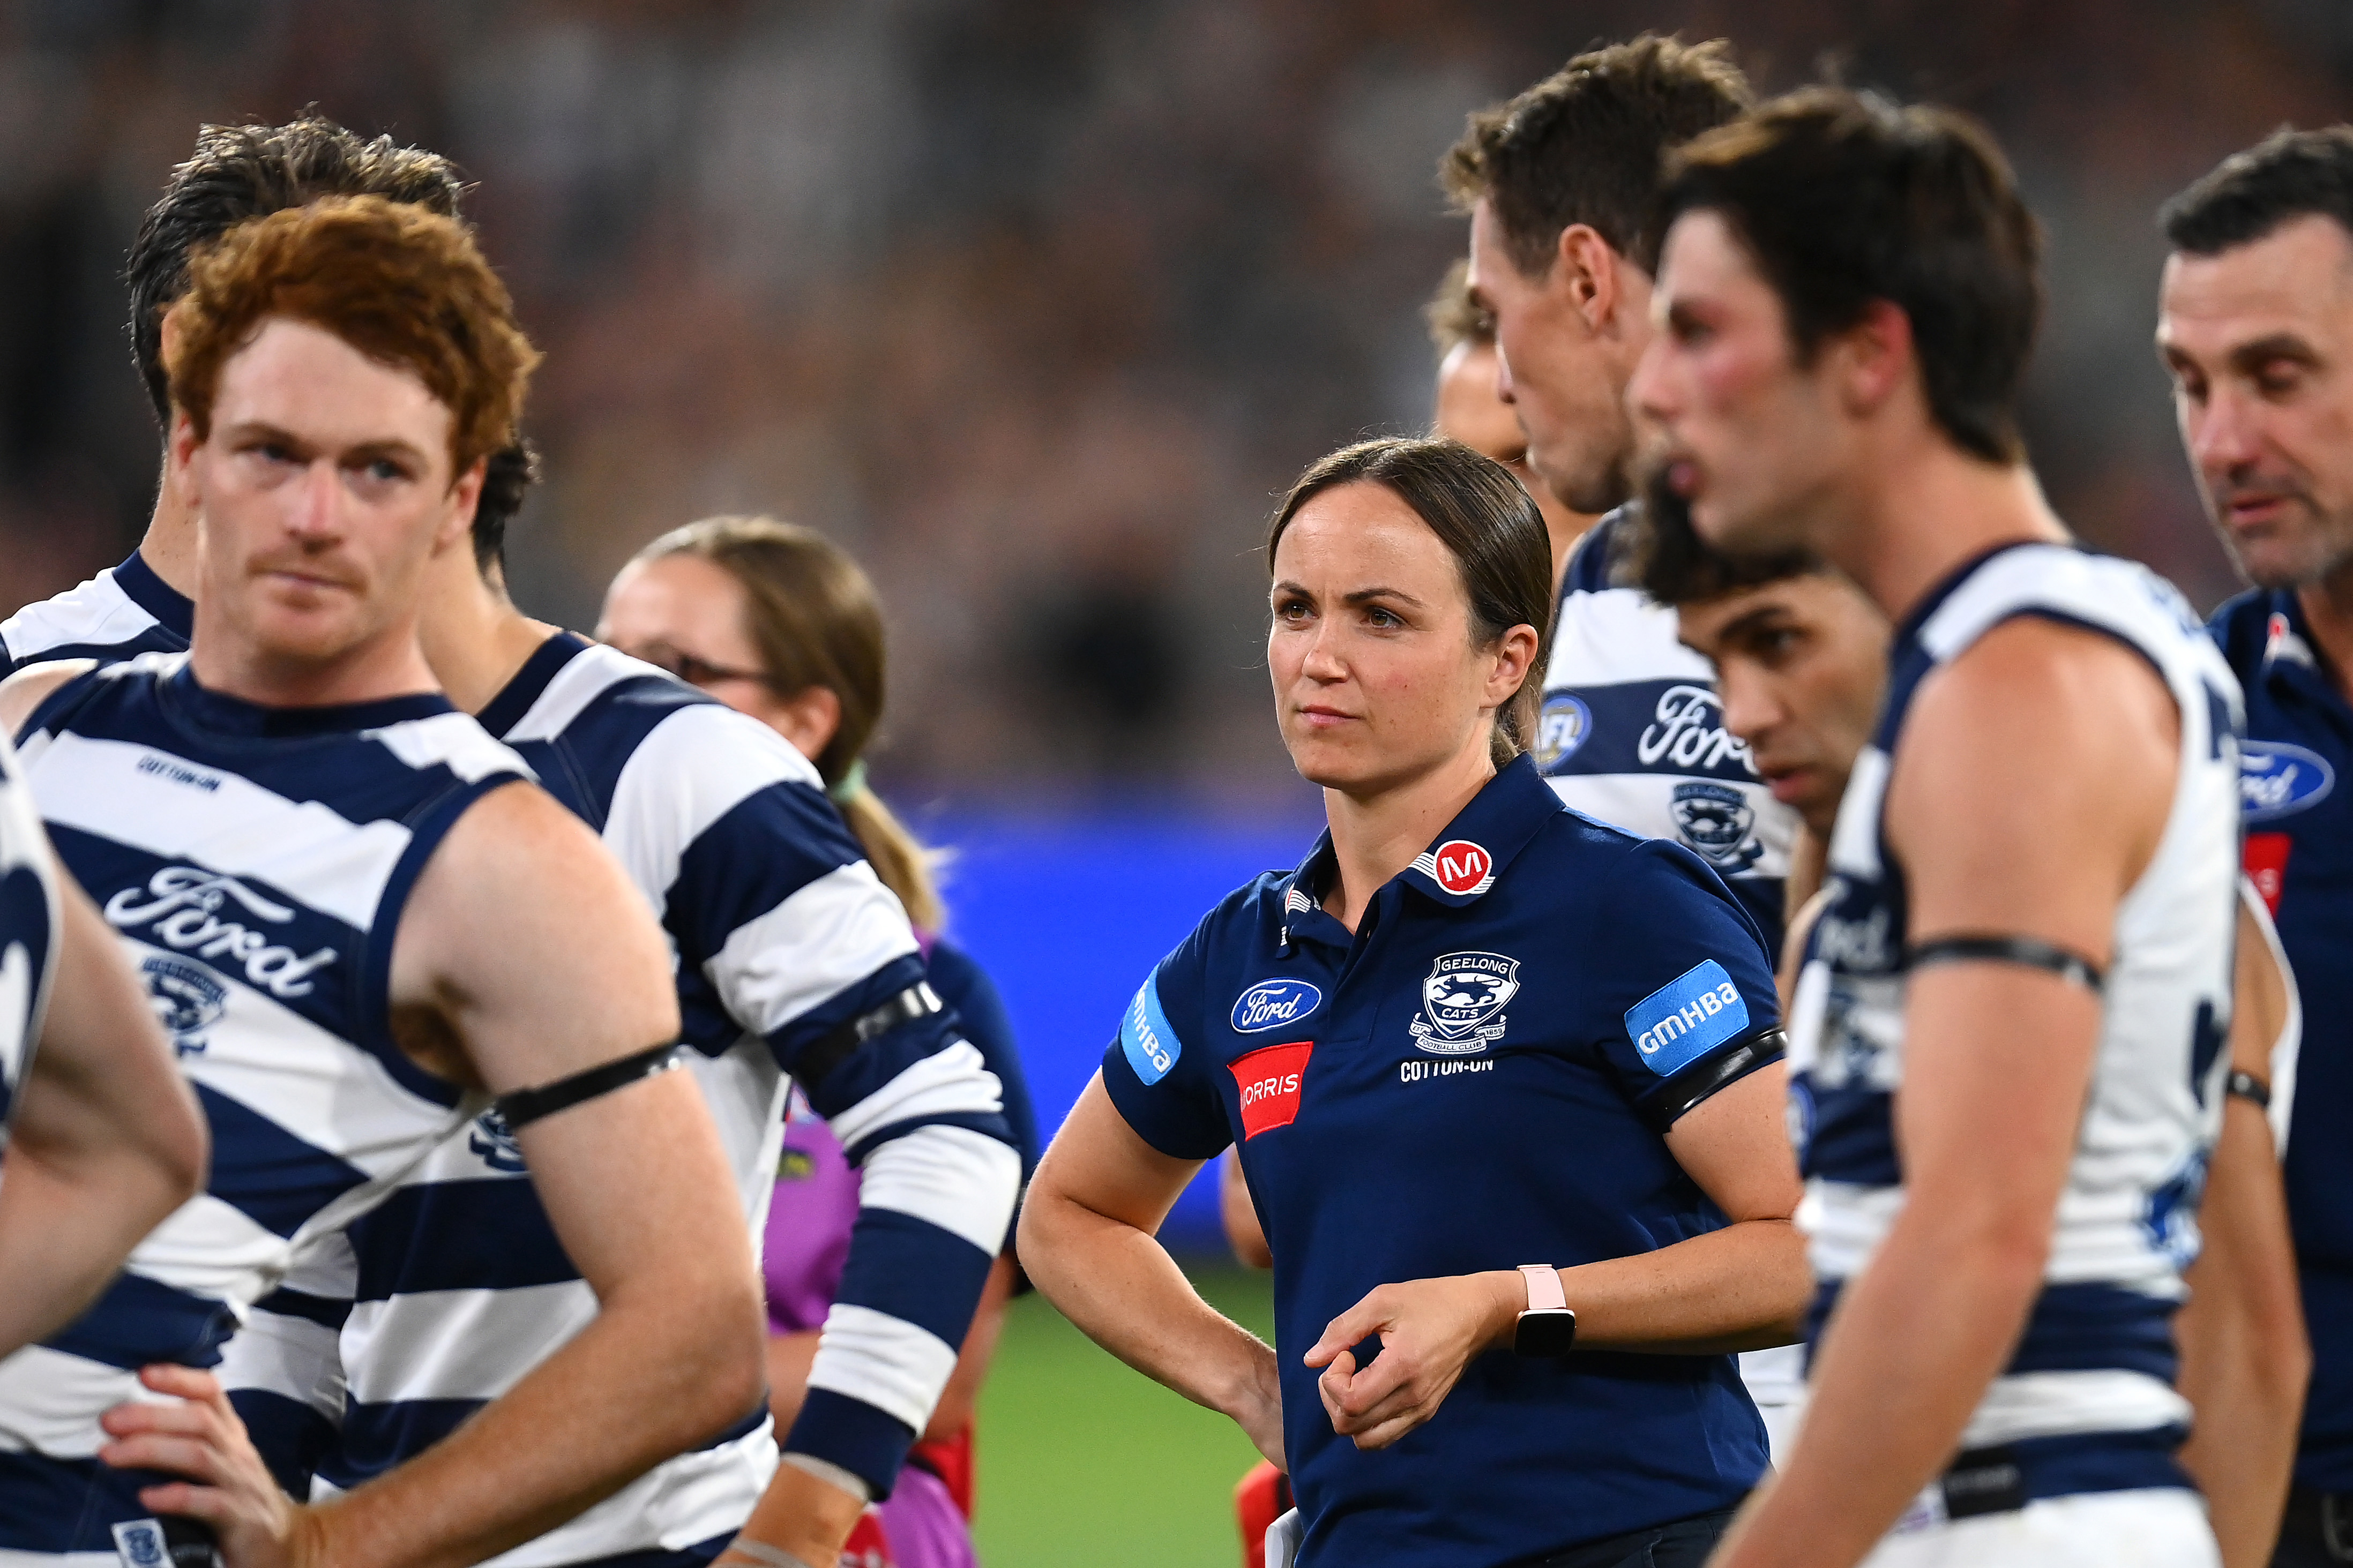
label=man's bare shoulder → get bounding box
[0,660,97,737]
[1909,614,2178,768]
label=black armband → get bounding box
[494,1042,683,1131]
[794,982,945,1088]
[2225,1068,2272,1110]
[1906,934,2103,994]
[1645,1029,1786,1132]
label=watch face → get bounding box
[1514,1308,1578,1357]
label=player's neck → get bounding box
[1319,739,1496,933]
[417,552,563,716]
[1831,439,2065,627]
[134,452,201,598]
[186,604,443,711]
[2295,560,2353,706]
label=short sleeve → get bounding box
[1098,919,1232,1162]
[1586,839,1783,1129]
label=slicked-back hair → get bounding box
[1267,437,1552,769]
[2163,126,2353,257]
[168,197,539,481]
[1443,34,1752,279]
[1631,477,1822,607]
[1659,88,2043,466]
[127,114,464,426]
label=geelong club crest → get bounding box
[1410,951,1519,1055]
[1671,781,1761,872]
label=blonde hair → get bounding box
[636,516,947,933]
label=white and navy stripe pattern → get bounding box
[1538,511,1797,950]
[0,553,192,678]
[223,634,1020,1563]
[1788,544,2244,1504]
[0,730,63,1145]
[0,654,528,1556]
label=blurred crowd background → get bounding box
[5,0,2350,802]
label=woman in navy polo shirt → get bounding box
[1017,437,1810,1568]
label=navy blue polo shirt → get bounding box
[1100,756,1781,1567]
[2213,588,2353,1490]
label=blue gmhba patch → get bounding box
[1121,974,1181,1086]
[1625,959,1750,1076]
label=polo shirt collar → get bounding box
[2257,588,2353,709]
[1275,754,1565,944]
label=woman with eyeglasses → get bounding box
[601,516,1039,1568]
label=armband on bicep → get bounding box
[1906,934,2104,993]
[1644,1028,1787,1132]
[493,1041,683,1131]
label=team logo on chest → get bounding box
[1670,781,1761,871]
[1409,951,1519,1054]
[140,955,228,1056]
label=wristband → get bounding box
[2225,1068,2272,1109]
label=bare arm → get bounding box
[1222,1149,1272,1270]
[1712,618,2180,1568]
[0,662,89,739]
[1303,1062,1807,1450]
[2176,891,2305,1568]
[1017,1074,1283,1466]
[110,783,765,1568]
[0,869,206,1358]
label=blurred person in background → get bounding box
[0,731,207,1365]
[1425,259,1600,586]
[0,115,464,678]
[1445,28,1808,1457]
[1022,436,1806,1568]
[1635,89,2246,1567]
[2160,125,2353,1568]
[601,515,1040,1568]
[1638,487,2306,1567]
[57,115,1019,1568]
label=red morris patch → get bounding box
[2245,831,2292,918]
[1231,1041,1313,1139]
[1432,839,1492,895]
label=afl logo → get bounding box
[2242,741,2334,822]
[1533,693,1592,769]
[1428,839,1493,896]
[1231,979,1322,1034]
[140,954,227,1056]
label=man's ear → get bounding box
[1830,300,1917,419]
[438,456,486,557]
[167,407,202,482]
[1554,226,1634,339]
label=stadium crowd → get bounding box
[3,7,2353,1568]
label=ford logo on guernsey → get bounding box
[1231,978,1322,1034]
[2241,741,2334,822]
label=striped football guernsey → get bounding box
[0,730,63,1144]
[0,654,529,1557]
[1790,544,2243,1509]
[221,633,1021,1566]
[0,553,192,678]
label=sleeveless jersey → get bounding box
[0,654,528,1555]
[1789,544,2243,1489]
[1537,509,1798,953]
[219,635,1021,1563]
[0,730,63,1142]
[0,552,192,677]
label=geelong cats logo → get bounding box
[1410,951,1519,1055]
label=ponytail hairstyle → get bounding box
[632,515,947,934]
[1267,437,1552,769]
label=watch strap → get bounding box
[1518,1264,1565,1311]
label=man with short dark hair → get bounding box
[1634,89,2249,1566]
[1444,36,1798,961]
[2160,123,2353,1568]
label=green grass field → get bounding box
[973,1264,1276,1567]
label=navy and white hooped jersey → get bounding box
[0,654,528,1555]
[1538,510,1798,956]
[0,730,63,1142]
[0,551,192,677]
[2210,586,2353,1490]
[220,634,1020,1561]
[1791,543,2243,1499]
[1103,756,1782,1568]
